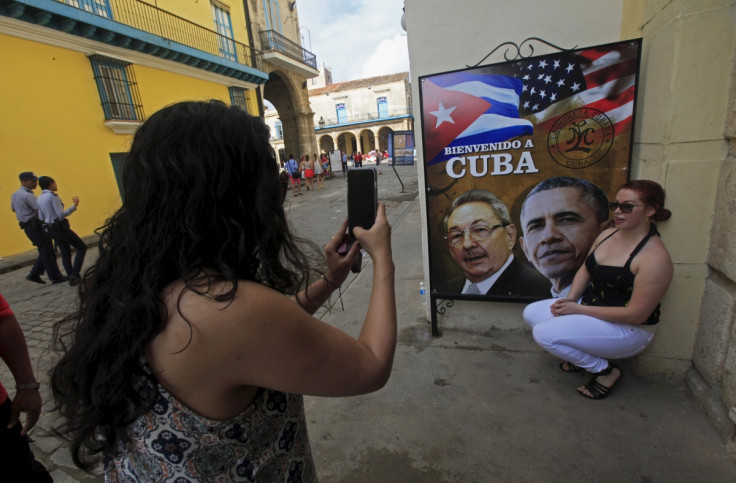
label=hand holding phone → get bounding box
[323,217,361,289]
[347,168,378,272]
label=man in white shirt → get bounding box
[519,177,611,298]
[37,176,86,286]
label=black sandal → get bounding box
[559,361,581,373]
[577,363,621,400]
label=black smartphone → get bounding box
[346,168,378,272]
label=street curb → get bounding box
[0,235,99,275]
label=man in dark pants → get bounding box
[37,176,87,286]
[9,172,67,285]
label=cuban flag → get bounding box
[421,72,533,165]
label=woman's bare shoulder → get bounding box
[159,277,293,325]
[637,231,670,255]
[597,227,618,239]
[589,227,619,252]
[633,236,673,276]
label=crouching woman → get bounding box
[522,180,673,400]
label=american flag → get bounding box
[514,41,640,135]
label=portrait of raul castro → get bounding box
[439,189,550,298]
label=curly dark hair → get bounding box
[51,100,313,470]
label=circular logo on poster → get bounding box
[547,108,614,169]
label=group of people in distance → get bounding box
[282,150,387,198]
[351,150,387,173]
[25,100,670,481]
[283,152,329,196]
[441,176,673,400]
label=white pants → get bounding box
[522,299,655,373]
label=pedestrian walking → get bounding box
[302,154,314,191]
[285,154,302,196]
[37,176,87,286]
[321,153,331,179]
[10,172,67,284]
[313,153,325,190]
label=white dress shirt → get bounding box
[37,190,76,224]
[461,254,514,295]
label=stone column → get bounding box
[294,111,318,157]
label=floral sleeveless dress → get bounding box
[104,364,317,482]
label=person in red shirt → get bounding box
[0,293,51,480]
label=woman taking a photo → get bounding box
[523,180,673,400]
[51,100,396,481]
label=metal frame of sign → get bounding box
[418,38,642,335]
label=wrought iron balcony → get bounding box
[0,0,268,84]
[259,29,318,77]
[315,108,414,129]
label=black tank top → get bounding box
[581,223,661,325]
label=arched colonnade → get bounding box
[318,126,395,156]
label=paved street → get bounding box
[3,162,736,481]
[0,248,101,481]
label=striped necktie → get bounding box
[465,283,481,295]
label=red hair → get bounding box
[619,180,671,221]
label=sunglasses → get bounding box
[445,223,508,247]
[608,201,644,213]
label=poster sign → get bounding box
[419,39,641,303]
[329,149,342,173]
[390,130,415,165]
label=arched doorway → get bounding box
[263,70,317,161]
[319,134,335,154]
[338,132,357,155]
[358,128,376,154]
[377,126,393,154]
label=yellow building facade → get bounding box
[1,0,268,258]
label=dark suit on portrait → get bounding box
[438,256,551,298]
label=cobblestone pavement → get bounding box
[0,257,102,481]
[0,164,418,481]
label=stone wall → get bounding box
[688,55,736,459]
[625,0,736,456]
